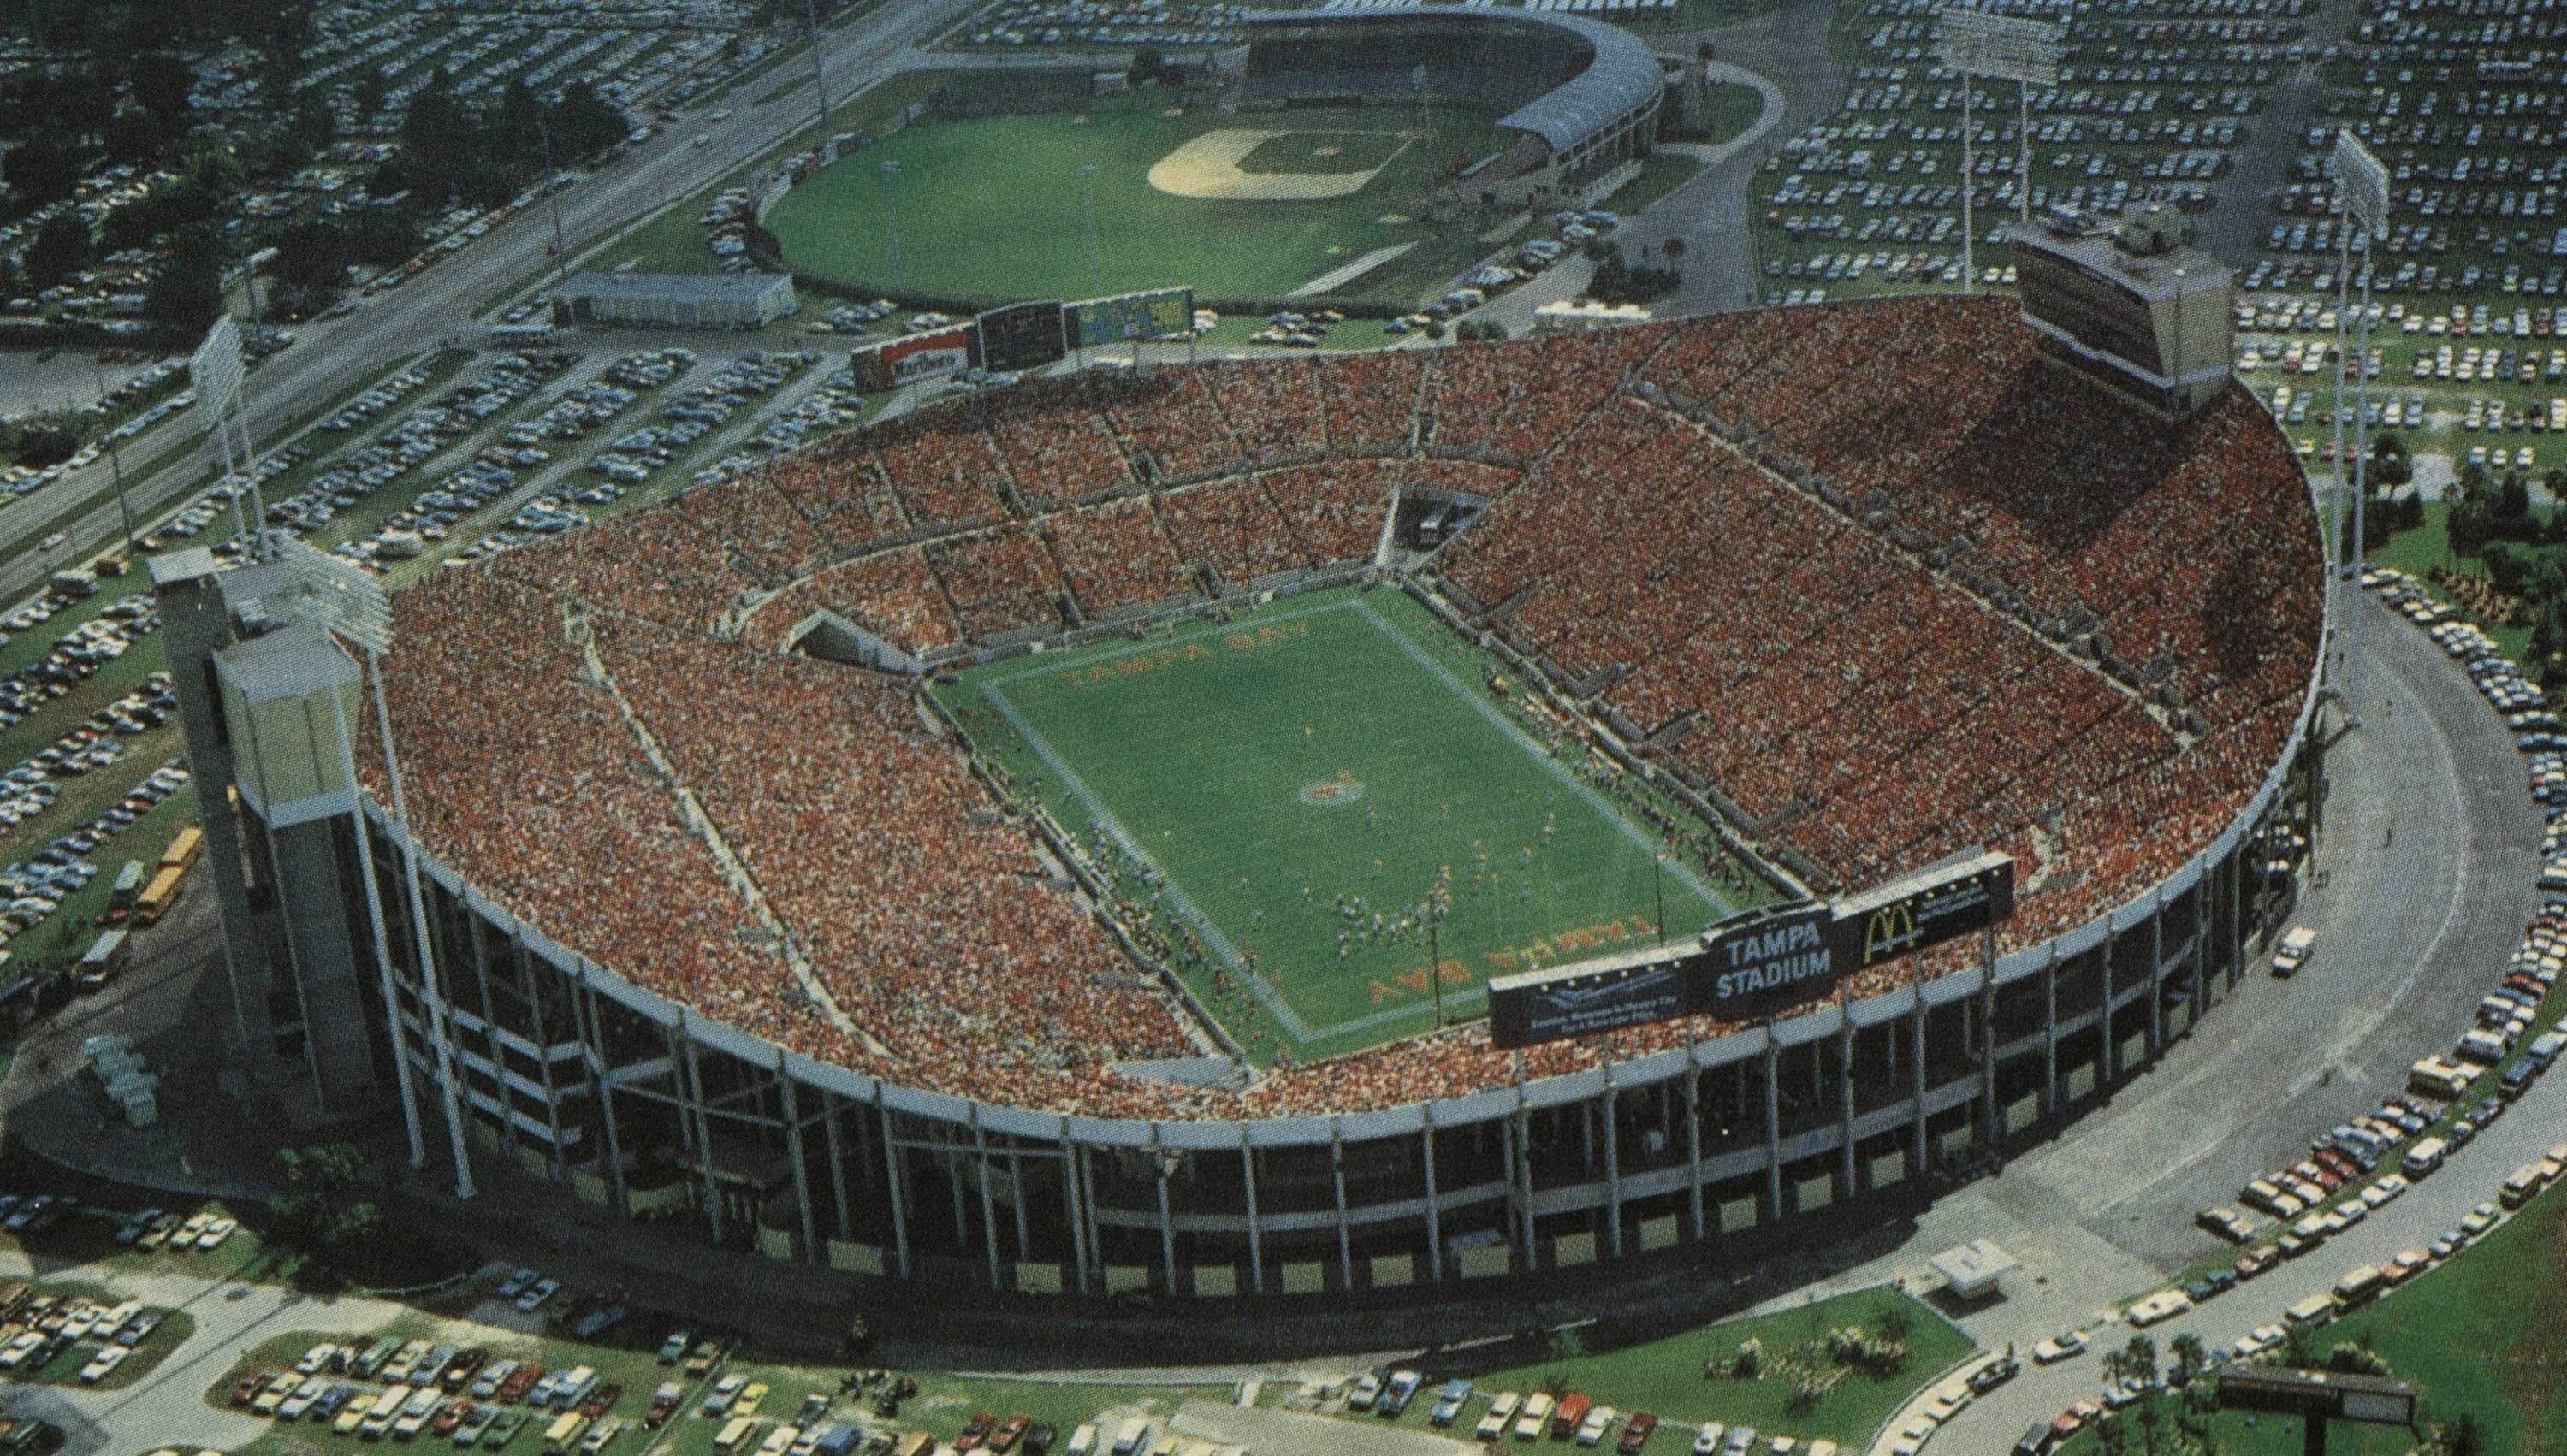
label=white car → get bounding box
[514,1277,559,1313]
[1691,1426,1725,1456]
[79,1345,130,1383]
[2233,1325,2286,1360]
[2032,1331,2088,1364]
[197,1216,237,1250]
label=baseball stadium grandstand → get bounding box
[157,294,2322,1301]
[1228,6,1669,215]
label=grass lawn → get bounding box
[763,96,1503,303]
[2371,498,2539,661]
[6,1303,197,1392]
[1442,1288,1974,1450]
[1697,81,1765,146]
[2062,1196,2567,1453]
[937,586,1746,1062]
[1611,152,1710,220]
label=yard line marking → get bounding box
[975,589,1734,1050]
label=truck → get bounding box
[2271,926,2316,976]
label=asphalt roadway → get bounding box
[1834,593,2547,1452]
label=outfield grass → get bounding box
[938,587,1745,1061]
[763,96,1503,303]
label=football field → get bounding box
[938,588,1750,1063]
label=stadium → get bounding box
[757,5,1678,305]
[157,292,2324,1303]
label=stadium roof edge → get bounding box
[1235,5,1666,154]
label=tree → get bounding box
[270,1142,383,1260]
[2,136,85,210]
[144,221,226,334]
[2166,1333,2208,1388]
[12,425,76,469]
[2121,1334,2158,1390]
[130,50,197,124]
[547,81,630,163]
[22,215,92,288]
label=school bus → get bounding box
[131,867,185,928]
[159,826,203,873]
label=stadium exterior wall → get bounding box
[350,638,2317,1299]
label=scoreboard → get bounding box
[975,300,1067,373]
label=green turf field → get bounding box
[762,97,1506,303]
[937,587,1752,1062]
[1238,130,1408,175]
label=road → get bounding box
[0,0,979,609]
[1848,592,2546,1453]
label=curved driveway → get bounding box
[1861,594,2545,1450]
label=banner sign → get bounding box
[1066,287,1193,348]
[1487,852,2015,1049]
[1824,850,2016,974]
[190,315,245,415]
[883,325,973,385]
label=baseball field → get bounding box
[762,95,1506,303]
[936,587,1757,1064]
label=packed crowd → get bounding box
[369,301,2321,1117]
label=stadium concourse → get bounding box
[364,293,2321,1128]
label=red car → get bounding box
[1616,1412,1657,1454]
[430,1401,473,1437]
[956,1413,996,1452]
[500,1364,543,1404]
[990,1414,1031,1453]
[579,1384,622,1418]
[230,1370,270,1407]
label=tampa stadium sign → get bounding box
[1486,851,2015,1049]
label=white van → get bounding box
[1065,1425,1097,1456]
[1111,1418,1152,1456]
[2402,1135,2447,1179]
[2272,926,2316,975]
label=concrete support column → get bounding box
[1761,1034,1783,1219]
[1420,1116,1443,1281]
[1063,1133,1091,1295]
[1684,1056,1706,1240]
[823,1092,851,1241]
[2042,952,2060,1116]
[1241,1132,1263,1293]
[875,1092,910,1279]
[1836,1018,1857,1195]
[1330,1120,1354,1290]
[780,1056,818,1264]
[1910,974,1930,1175]
[1601,1069,1623,1258]
[972,1111,1003,1289]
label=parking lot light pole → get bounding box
[880,160,904,289]
[91,361,136,550]
[536,114,572,291]
[805,0,834,133]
